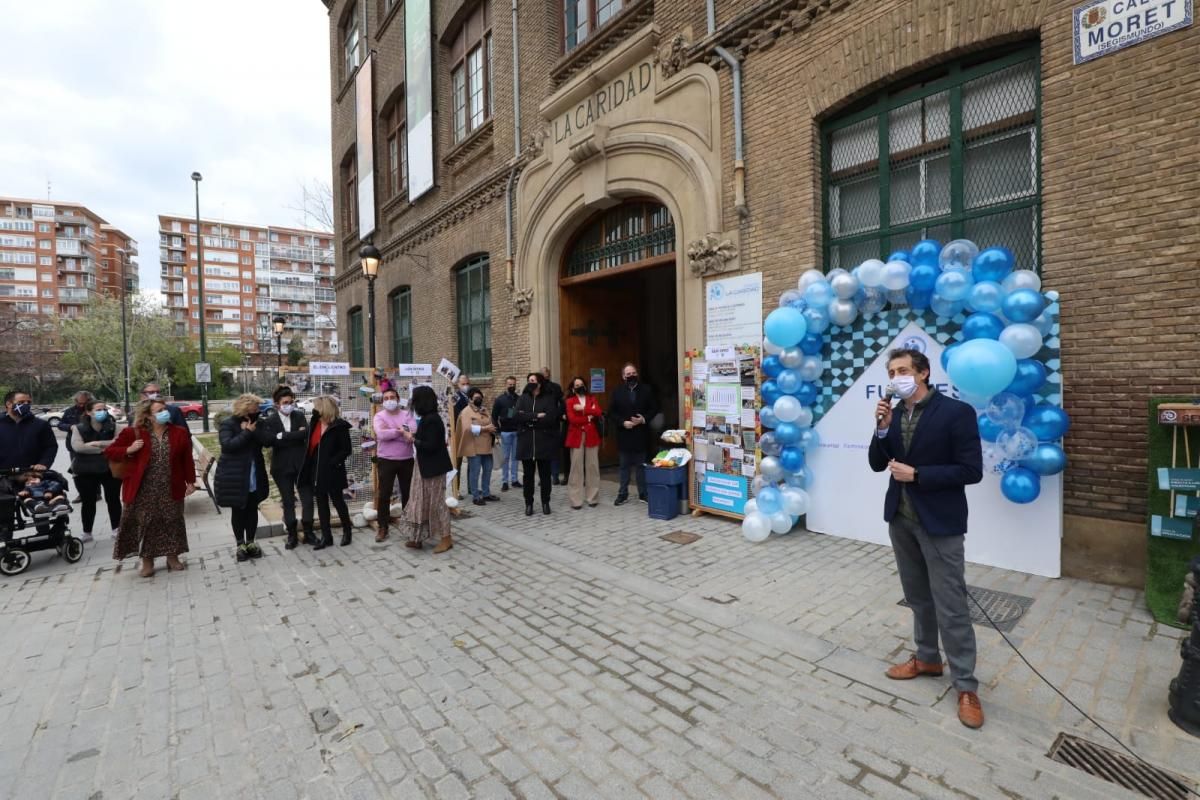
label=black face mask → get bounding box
[506,386,516,395]
[625,375,638,385]
[574,387,585,395]
[472,398,483,408]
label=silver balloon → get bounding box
[797,268,826,293]
[779,346,804,369]
[797,354,823,382]
[763,338,783,356]
[827,298,858,327]
[779,289,803,307]
[998,323,1044,359]
[857,259,886,288]
[742,512,772,543]
[1002,269,1041,293]
[792,406,814,428]
[781,487,809,516]
[882,260,912,291]
[760,455,785,481]
[830,271,860,300]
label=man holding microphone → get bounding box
[869,348,985,729]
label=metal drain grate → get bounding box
[898,585,1034,633]
[1048,733,1195,800]
[661,531,702,545]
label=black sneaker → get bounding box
[247,542,263,558]
[512,480,523,488]
[614,496,628,506]
[638,496,648,504]
[473,498,486,506]
[501,483,509,492]
[236,545,250,562]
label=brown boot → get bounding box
[375,526,388,543]
[957,692,984,729]
[139,557,155,578]
[432,535,453,554]
[885,656,944,680]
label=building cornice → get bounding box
[690,0,852,62]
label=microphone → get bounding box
[876,383,898,424]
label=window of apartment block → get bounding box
[37,223,49,233]
[385,102,408,200]
[342,2,362,81]
[564,0,624,53]
[451,3,492,144]
[822,45,1041,272]
[172,220,182,232]
[348,307,365,367]
[455,255,491,376]
[390,287,413,364]
[39,258,50,267]
[39,240,50,250]
[341,151,359,233]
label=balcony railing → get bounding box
[59,288,92,302]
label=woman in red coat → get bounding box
[565,376,603,509]
[105,399,196,577]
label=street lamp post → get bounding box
[273,315,286,372]
[360,244,380,369]
[191,171,210,432]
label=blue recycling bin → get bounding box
[645,465,688,520]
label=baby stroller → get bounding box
[0,467,84,576]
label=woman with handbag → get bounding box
[214,394,271,562]
[564,376,603,509]
[105,399,195,577]
[69,399,125,543]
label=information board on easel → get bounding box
[684,346,760,519]
[1153,403,1200,541]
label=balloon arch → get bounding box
[742,239,1066,543]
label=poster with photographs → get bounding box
[683,346,761,519]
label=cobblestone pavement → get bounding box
[0,445,1196,798]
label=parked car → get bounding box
[172,401,205,421]
[35,409,62,427]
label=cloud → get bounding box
[0,0,333,293]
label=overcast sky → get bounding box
[0,0,332,295]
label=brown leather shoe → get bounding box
[375,529,388,543]
[433,535,453,554]
[405,540,422,549]
[957,691,984,729]
[885,656,944,680]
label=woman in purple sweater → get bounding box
[372,387,418,542]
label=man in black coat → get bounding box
[608,362,659,505]
[58,391,94,456]
[259,386,313,549]
[490,376,522,491]
[0,391,58,472]
[516,373,561,516]
[541,366,567,485]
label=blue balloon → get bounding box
[761,380,782,406]
[799,332,824,356]
[962,312,1005,341]
[1000,466,1041,504]
[762,355,783,379]
[776,369,802,395]
[760,407,779,429]
[977,414,1004,442]
[946,338,1018,398]
[764,306,808,348]
[779,446,805,473]
[930,296,965,318]
[909,263,938,292]
[910,239,942,267]
[1001,288,1045,324]
[906,286,932,310]
[973,247,1014,283]
[795,381,819,407]
[797,427,820,452]
[887,250,911,263]
[1021,443,1067,476]
[774,421,801,446]
[941,341,962,371]
[1005,359,1048,397]
[1023,404,1070,441]
[757,486,783,515]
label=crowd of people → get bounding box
[0,362,661,577]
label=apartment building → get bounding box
[0,196,136,325]
[157,215,338,364]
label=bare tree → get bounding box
[288,179,335,232]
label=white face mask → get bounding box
[382,400,399,412]
[279,404,294,416]
[890,375,919,399]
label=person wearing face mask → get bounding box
[455,388,499,506]
[516,373,560,516]
[140,383,189,433]
[0,390,58,472]
[215,394,271,562]
[260,386,314,549]
[869,347,984,730]
[564,376,603,510]
[69,399,126,543]
[105,399,195,577]
[490,376,522,492]
[402,385,454,553]
[608,363,659,506]
[372,388,417,541]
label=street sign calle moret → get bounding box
[1073,0,1193,64]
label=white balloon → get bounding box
[445,495,460,508]
[742,512,772,543]
[760,455,784,481]
[827,298,858,327]
[792,406,814,428]
[769,511,793,534]
[763,338,783,356]
[779,346,804,369]
[998,323,1044,359]
[743,499,759,517]
[352,513,366,527]
[882,260,912,291]
[782,487,810,516]
[830,271,860,300]
[773,395,802,423]
[798,354,824,382]
[389,504,404,518]
[1002,269,1041,293]
[362,506,379,521]
[797,268,826,293]
[826,268,849,282]
[858,259,886,288]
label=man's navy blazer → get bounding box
[868,390,983,537]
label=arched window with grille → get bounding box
[563,201,674,278]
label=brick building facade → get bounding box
[323,0,1200,584]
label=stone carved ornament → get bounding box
[687,234,738,277]
[657,34,691,79]
[512,287,534,318]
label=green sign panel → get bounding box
[1151,515,1194,542]
[1157,468,1200,491]
[1174,496,1200,519]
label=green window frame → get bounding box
[822,44,1042,273]
[390,287,413,365]
[348,307,364,368]
[455,255,491,377]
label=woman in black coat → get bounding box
[402,385,455,553]
[215,394,271,562]
[303,395,355,550]
[516,372,562,517]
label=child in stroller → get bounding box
[16,469,71,520]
